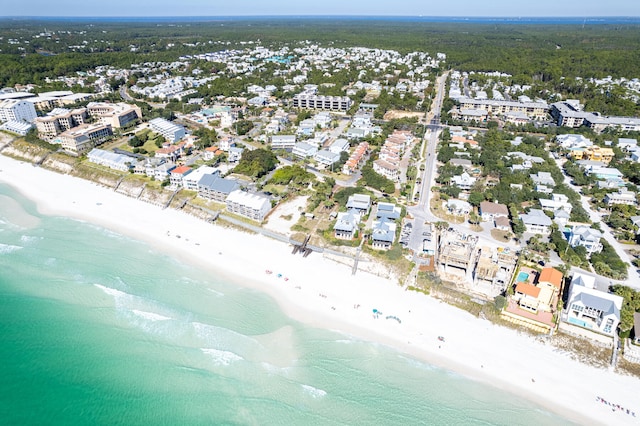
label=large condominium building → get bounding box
[57,123,113,155]
[0,99,37,123]
[35,108,88,141]
[292,93,352,111]
[86,102,142,129]
[225,190,271,221]
[550,100,640,133]
[148,118,185,143]
[456,97,548,120]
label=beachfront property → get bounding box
[501,267,563,333]
[34,108,88,141]
[197,172,240,203]
[148,118,185,143]
[0,120,33,136]
[87,148,134,172]
[369,202,401,250]
[333,210,361,240]
[56,123,113,155]
[562,273,623,338]
[473,246,518,292]
[437,228,479,279]
[0,99,37,124]
[520,209,553,235]
[225,190,271,221]
[168,165,192,188]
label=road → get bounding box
[405,72,449,253]
[553,157,640,288]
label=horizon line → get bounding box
[1,15,639,19]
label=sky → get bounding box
[1,0,639,18]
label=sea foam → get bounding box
[0,243,22,254]
[200,348,244,366]
[301,384,327,398]
[131,309,172,322]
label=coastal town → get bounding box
[1,26,640,422]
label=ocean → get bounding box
[0,183,570,425]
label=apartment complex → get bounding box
[0,99,37,123]
[148,117,185,143]
[292,93,352,111]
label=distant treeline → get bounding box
[1,18,639,88]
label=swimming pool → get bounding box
[516,271,530,283]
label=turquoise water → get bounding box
[517,271,530,283]
[0,183,571,425]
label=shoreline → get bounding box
[1,154,638,425]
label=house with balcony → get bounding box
[333,210,360,240]
[451,172,476,191]
[225,190,271,221]
[563,273,623,337]
[567,226,603,255]
[520,209,552,235]
[479,201,509,222]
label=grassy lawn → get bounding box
[491,229,512,242]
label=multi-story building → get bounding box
[563,273,623,337]
[225,190,271,221]
[0,99,37,123]
[57,123,113,155]
[292,94,352,111]
[149,117,185,143]
[34,108,88,141]
[86,102,142,129]
[456,97,548,120]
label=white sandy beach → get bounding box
[1,154,638,425]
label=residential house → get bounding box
[182,166,217,191]
[228,147,244,163]
[376,202,401,221]
[520,209,552,235]
[564,273,623,337]
[292,142,318,159]
[479,201,509,222]
[225,190,271,221]
[530,171,555,188]
[539,193,573,213]
[567,226,603,255]
[605,189,637,206]
[329,138,350,154]
[270,134,296,151]
[87,148,133,172]
[314,149,340,167]
[346,194,371,217]
[197,173,240,203]
[513,267,562,315]
[169,165,192,188]
[333,210,360,240]
[495,216,511,232]
[451,172,476,191]
[370,218,397,250]
[373,159,399,182]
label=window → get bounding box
[571,304,584,313]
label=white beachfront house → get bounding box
[563,273,623,337]
[225,190,271,221]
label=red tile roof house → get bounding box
[169,165,192,188]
